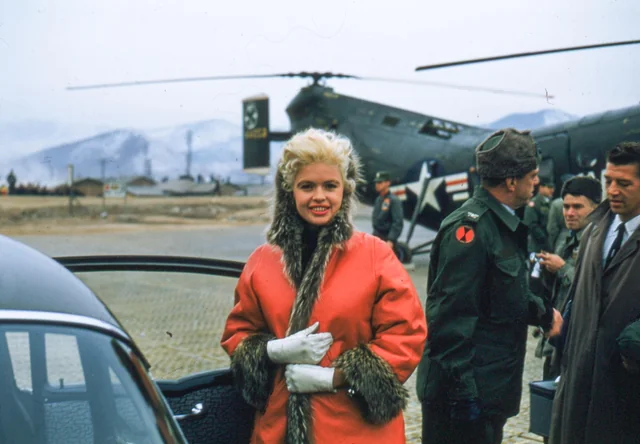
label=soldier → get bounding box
[6,170,16,195]
[372,171,404,249]
[524,176,555,253]
[534,176,601,380]
[546,174,575,250]
[546,196,565,250]
[416,128,562,444]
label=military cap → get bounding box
[374,171,392,183]
[539,176,555,187]
[475,128,538,179]
[561,176,602,203]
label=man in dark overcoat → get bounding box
[550,141,640,444]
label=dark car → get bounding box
[0,235,254,444]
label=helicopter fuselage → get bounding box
[281,84,640,234]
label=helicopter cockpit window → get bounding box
[419,119,438,136]
[419,119,455,139]
[382,116,400,127]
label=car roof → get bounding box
[0,235,121,328]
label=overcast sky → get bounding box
[1,0,639,132]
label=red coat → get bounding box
[221,231,426,443]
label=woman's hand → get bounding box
[267,322,333,364]
[285,364,336,393]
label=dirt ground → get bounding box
[0,195,271,236]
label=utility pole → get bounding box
[67,164,74,216]
[100,158,107,181]
[186,130,193,178]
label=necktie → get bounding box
[605,223,626,268]
[562,231,577,259]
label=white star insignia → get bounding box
[403,162,443,212]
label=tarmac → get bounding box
[10,205,547,443]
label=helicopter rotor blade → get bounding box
[415,39,640,72]
[67,74,291,90]
[66,72,359,91]
[359,76,552,99]
[67,70,549,98]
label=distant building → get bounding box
[72,178,104,197]
[126,178,226,197]
[126,176,156,187]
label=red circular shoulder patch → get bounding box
[455,225,475,244]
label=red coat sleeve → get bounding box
[333,237,427,425]
[221,246,269,356]
[220,246,276,411]
[370,239,427,383]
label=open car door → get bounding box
[57,255,255,444]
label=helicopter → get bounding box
[68,39,640,261]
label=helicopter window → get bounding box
[382,116,400,127]
[443,122,461,134]
[419,120,438,136]
[418,118,459,139]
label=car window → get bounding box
[6,332,32,392]
[45,333,85,387]
[75,271,237,380]
[0,324,185,444]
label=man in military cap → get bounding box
[416,128,562,444]
[372,171,404,250]
[534,176,601,380]
[525,176,555,254]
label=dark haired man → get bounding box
[417,128,562,444]
[550,142,640,444]
[534,176,601,379]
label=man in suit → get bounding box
[550,142,640,444]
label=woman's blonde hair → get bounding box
[277,128,360,194]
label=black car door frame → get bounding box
[56,255,254,444]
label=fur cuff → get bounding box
[333,344,408,424]
[230,333,276,412]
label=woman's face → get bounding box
[293,162,344,226]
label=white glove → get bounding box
[267,322,333,365]
[285,364,336,393]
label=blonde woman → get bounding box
[221,128,426,443]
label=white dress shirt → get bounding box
[602,213,640,265]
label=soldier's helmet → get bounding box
[374,171,392,183]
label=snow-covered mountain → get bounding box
[0,119,113,161]
[486,109,578,130]
[1,108,578,187]
[0,120,273,186]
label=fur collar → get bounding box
[266,169,354,444]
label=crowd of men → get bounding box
[410,130,640,444]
